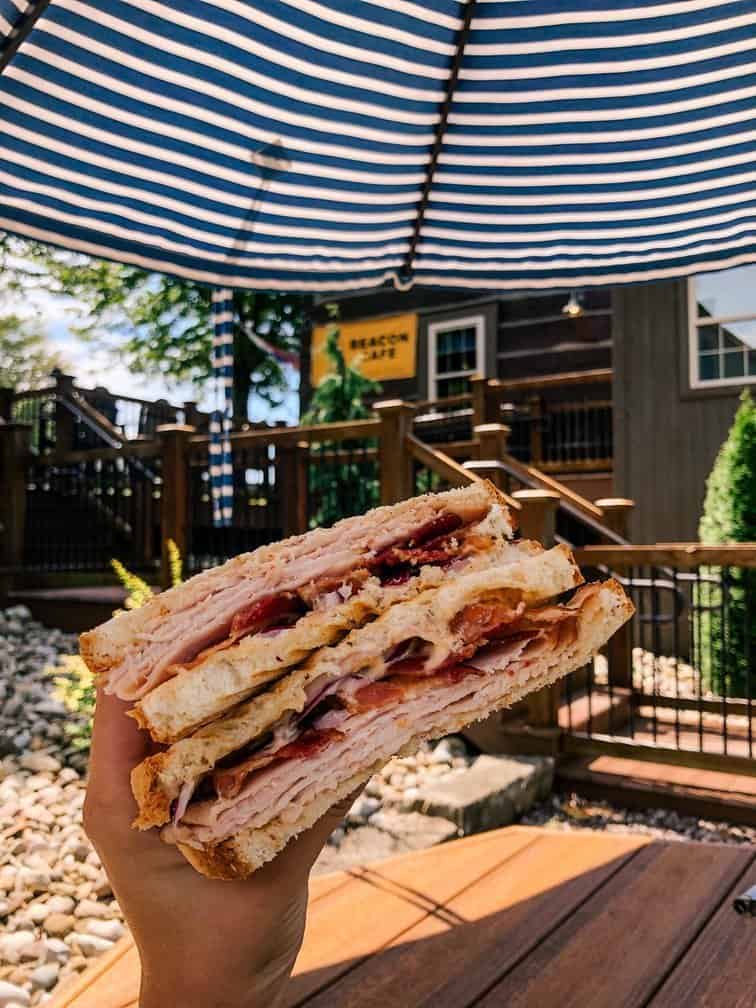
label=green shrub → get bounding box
[47,540,184,752]
[303,304,381,527]
[697,391,756,696]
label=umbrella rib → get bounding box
[402,0,477,281]
[0,0,53,75]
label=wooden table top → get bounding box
[48,826,756,1008]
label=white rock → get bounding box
[25,901,51,923]
[0,931,37,963]
[46,895,75,915]
[20,753,61,774]
[83,918,124,942]
[30,964,59,991]
[70,933,115,957]
[41,937,70,963]
[0,981,30,1007]
[73,899,111,919]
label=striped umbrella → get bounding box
[2,1,756,292]
[209,287,234,527]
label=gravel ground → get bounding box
[0,606,752,1006]
[521,792,756,845]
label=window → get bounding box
[689,267,756,388]
[428,315,485,399]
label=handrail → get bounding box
[489,368,613,395]
[575,544,756,569]
[495,452,606,521]
[406,434,520,512]
[68,391,125,447]
[43,441,161,465]
[190,417,382,448]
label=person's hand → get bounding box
[84,687,352,1008]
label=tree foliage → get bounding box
[697,391,756,697]
[303,305,381,527]
[0,235,306,419]
[0,313,63,391]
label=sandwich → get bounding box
[81,483,634,879]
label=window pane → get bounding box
[698,325,718,351]
[726,317,756,349]
[723,350,745,378]
[722,326,742,350]
[694,265,756,321]
[435,325,477,380]
[749,350,756,376]
[438,375,470,398]
[699,354,720,381]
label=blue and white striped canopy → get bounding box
[2,0,756,292]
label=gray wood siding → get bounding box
[613,279,743,542]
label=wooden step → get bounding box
[556,754,756,826]
[8,587,128,633]
[559,686,632,736]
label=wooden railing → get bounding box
[3,370,207,455]
[409,371,613,474]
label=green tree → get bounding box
[0,313,63,391]
[1,235,305,419]
[303,305,381,526]
[697,391,756,697]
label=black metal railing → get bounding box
[187,441,284,572]
[541,401,613,466]
[307,438,379,529]
[562,559,755,764]
[23,453,162,572]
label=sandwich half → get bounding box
[82,481,514,742]
[80,483,634,881]
[131,540,582,830]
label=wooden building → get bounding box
[307,264,756,543]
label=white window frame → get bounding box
[688,278,756,390]
[427,314,486,400]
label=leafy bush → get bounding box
[48,655,95,751]
[303,304,381,527]
[697,391,756,697]
[47,540,184,751]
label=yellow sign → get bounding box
[311,313,418,386]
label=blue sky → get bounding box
[10,286,299,422]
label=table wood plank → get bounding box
[298,831,647,1008]
[286,828,537,1007]
[477,841,752,1008]
[649,855,756,1008]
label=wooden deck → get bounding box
[48,826,755,1008]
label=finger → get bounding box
[269,789,360,880]
[88,686,152,806]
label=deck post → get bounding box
[511,489,562,736]
[278,440,309,538]
[374,400,414,505]
[52,369,77,451]
[596,498,636,689]
[471,376,497,427]
[157,424,195,588]
[528,394,544,466]
[0,423,31,601]
[0,387,13,422]
[472,423,511,491]
[512,488,560,547]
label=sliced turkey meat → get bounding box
[164,586,601,847]
[106,511,494,701]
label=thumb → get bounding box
[267,789,361,878]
